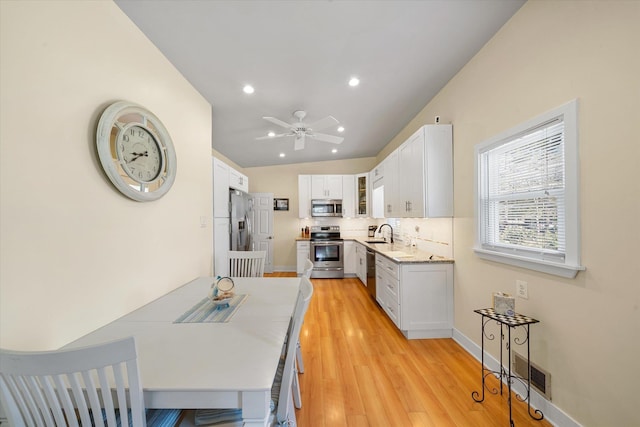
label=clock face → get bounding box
[96,102,176,202]
[118,125,163,183]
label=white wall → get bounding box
[380,2,640,426]
[0,1,213,350]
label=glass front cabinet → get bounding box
[356,173,369,217]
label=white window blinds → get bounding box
[479,118,566,261]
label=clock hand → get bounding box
[128,151,149,162]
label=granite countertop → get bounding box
[297,235,454,264]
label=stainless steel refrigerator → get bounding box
[229,189,253,251]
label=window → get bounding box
[474,100,584,278]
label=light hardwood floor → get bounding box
[266,273,552,427]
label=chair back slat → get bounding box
[0,336,147,427]
[228,250,266,277]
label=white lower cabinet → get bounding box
[344,240,356,276]
[296,241,310,275]
[375,254,453,339]
[355,242,367,285]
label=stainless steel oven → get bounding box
[309,225,344,278]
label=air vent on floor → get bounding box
[513,352,552,400]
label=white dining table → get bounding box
[63,276,301,427]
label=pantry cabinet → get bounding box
[342,175,356,218]
[375,254,453,339]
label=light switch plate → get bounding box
[516,280,528,299]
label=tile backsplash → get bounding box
[299,216,453,258]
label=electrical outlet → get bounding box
[516,280,528,299]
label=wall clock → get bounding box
[96,101,177,202]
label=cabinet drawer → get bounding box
[375,255,399,280]
[382,288,400,327]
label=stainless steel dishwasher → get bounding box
[366,248,376,300]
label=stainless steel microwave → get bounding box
[311,199,343,217]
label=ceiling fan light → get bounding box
[267,131,275,137]
[279,153,285,158]
[337,126,345,132]
[242,84,255,94]
[348,77,360,87]
[332,148,338,153]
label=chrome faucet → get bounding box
[378,223,394,243]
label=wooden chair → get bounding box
[0,336,182,427]
[192,277,314,426]
[228,250,266,277]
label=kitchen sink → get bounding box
[365,240,387,244]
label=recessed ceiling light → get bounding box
[331,149,338,154]
[279,153,285,158]
[242,84,255,94]
[348,77,360,87]
[337,126,345,133]
[268,131,275,137]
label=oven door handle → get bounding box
[311,241,343,246]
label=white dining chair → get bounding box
[0,336,183,427]
[292,259,313,409]
[193,277,314,426]
[302,259,313,279]
[228,250,266,277]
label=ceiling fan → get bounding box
[256,110,344,151]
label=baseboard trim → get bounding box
[452,328,582,427]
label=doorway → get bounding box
[249,192,274,273]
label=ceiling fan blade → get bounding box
[255,133,289,140]
[263,116,294,129]
[294,134,305,151]
[308,133,344,144]
[306,115,339,132]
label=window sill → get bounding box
[474,248,585,279]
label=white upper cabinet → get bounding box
[355,173,369,217]
[229,168,248,193]
[342,175,356,218]
[213,157,230,218]
[311,175,343,199]
[384,124,453,218]
[298,175,311,218]
[383,150,400,217]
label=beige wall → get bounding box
[0,1,213,350]
[383,2,639,426]
[245,158,376,269]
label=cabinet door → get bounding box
[229,168,248,193]
[342,175,356,217]
[343,241,356,274]
[356,173,369,217]
[310,175,327,199]
[424,125,453,217]
[400,263,453,333]
[213,217,230,277]
[383,151,400,217]
[326,175,343,198]
[213,157,230,218]
[311,175,343,199]
[298,175,311,218]
[296,241,310,274]
[399,129,425,217]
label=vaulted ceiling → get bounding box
[115,0,525,168]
